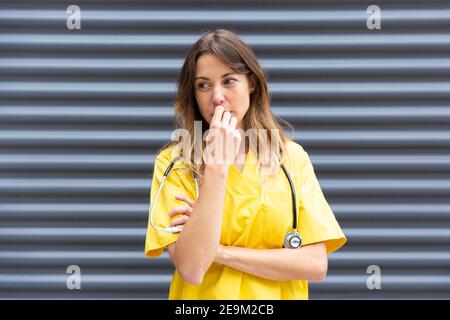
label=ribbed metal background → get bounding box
[1,0,449,299]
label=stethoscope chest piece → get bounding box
[284,230,302,249]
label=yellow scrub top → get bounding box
[144,140,346,299]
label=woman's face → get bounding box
[194,54,254,129]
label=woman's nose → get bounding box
[212,87,225,106]
[213,94,225,105]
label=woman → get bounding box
[145,29,346,299]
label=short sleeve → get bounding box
[296,148,347,254]
[144,148,196,258]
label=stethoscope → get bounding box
[149,156,302,249]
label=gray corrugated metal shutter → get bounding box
[1,0,449,299]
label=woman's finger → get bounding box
[210,105,225,128]
[175,194,195,208]
[168,206,193,217]
[229,116,237,130]
[169,215,189,227]
[221,111,231,127]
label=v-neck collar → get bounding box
[229,147,254,178]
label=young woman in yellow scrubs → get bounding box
[145,29,347,300]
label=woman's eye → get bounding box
[197,82,210,90]
[196,79,236,90]
[224,78,237,85]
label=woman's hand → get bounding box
[168,194,195,230]
[168,194,226,263]
[204,105,242,171]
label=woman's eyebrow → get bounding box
[194,73,237,81]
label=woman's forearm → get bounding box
[215,242,328,282]
[174,165,228,285]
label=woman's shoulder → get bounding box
[154,142,180,166]
[284,139,309,162]
[283,140,314,177]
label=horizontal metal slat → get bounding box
[2,154,450,172]
[1,131,450,147]
[1,228,449,245]
[2,58,450,76]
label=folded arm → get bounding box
[214,242,328,282]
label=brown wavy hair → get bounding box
[166,28,293,180]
